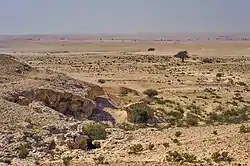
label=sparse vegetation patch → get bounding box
[165,151,197,163]
[130,108,149,123]
[208,106,250,124]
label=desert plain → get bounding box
[0,35,250,166]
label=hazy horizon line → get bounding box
[1,32,250,37]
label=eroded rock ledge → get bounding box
[3,88,96,119]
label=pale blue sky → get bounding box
[0,0,249,35]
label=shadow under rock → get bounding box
[88,107,116,124]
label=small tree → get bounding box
[174,51,189,62]
[143,89,158,98]
[148,48,155,51]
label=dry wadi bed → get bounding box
[0,41,250,166]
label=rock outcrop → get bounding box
[3,88,96,119]
[0,54,33,76]
[95,96,117,109]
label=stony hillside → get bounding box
[1,51,250,166]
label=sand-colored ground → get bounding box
[0,38,250,166]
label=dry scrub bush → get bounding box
[143,89,158,98]
[129,144,143,154]
[165,151,197,163]
[239,124,250,133]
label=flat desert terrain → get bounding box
[1,36,250,166]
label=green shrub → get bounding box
[211,151,233,163]
[17,145,29,159]
[239,124,250,133]
[130,108,149,123]
[83,123,107,141]
[143,89,158,98]
[165,151,197,163]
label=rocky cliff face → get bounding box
[3,88,96,119]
